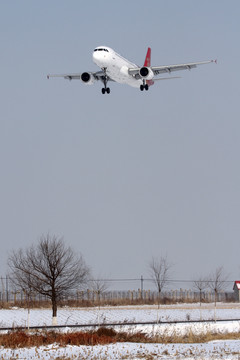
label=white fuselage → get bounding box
[92,46,142,88]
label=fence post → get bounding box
[1,277,5,302]
[6,276,9,303]
[138,288,141,300]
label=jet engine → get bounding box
[139,67,154,80]
[81,72,95,85]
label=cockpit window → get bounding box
[94,48,109,52]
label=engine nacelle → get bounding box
[139,67,154,80]
[81,72,95,85]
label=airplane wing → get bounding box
[128,59,216,77]
[47,71,115,82]
[47,73,82,80]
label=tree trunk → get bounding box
[200,289,202,321]
[52,297,57,317]
[214,290,217,322]
[157,290,161,323]
[52,295,58,326]
[158,290,160,309]
[52,286,57,321]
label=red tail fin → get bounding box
[144,47,151,66]
[144,47,154,86]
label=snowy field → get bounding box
[0,303,239,359]
[1,302,240,328]
[0,340,240,359]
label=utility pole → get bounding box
[141,275,144,299]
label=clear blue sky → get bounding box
[0,1,239,286]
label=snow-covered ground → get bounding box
[0,303,239,359]
[1,302,239,328]
[0,340,240,359]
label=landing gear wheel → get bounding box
[102,87,110,94]
[140,84,149,91]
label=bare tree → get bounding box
[149,255,172,318]
[193,276,208,320]
[8,234,90,324]
[90,276,109,325]
[208,266,228,321]
[193,277,209,303]
[90,276,108,304]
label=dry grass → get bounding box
[0,329,115,348]
[152,328,240,344]
[0,327,240,349]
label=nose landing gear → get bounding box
[101,68,111,94]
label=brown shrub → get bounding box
[0,331,49,348]
[56,332,115,346]
[0,329,116,348]
[96,327,117,337]
[116,331,148,343]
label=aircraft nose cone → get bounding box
[92,51,101,66]
[93,50,109,67]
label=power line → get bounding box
[88,278,234,283]
[3,276,235,283]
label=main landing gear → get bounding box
[102,87,110,94]
[140,84,149,91]
[140,80,149,91]
[101,68,110,95]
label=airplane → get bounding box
[47,46,216,94]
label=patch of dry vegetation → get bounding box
[153,328,240,344]
[0,327,240,349]
[0,329,115,348]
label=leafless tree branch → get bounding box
[208,266,228,307]
[8,234,90,319]
[149,255,172,309]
